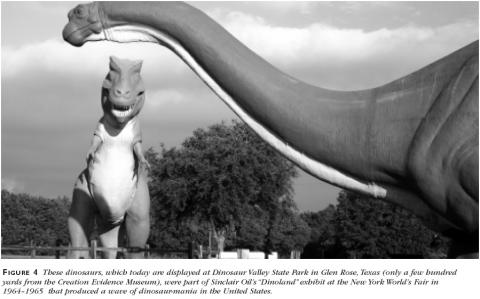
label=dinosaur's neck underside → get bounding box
[97,2,453,197]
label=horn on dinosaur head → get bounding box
[109,56,122,71]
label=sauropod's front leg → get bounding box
[125,175,150,259]
[68,171,95,259]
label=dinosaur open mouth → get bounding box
[111,103,135,118]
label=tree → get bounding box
[146,120,299,253]
[269,207,311,257]
[334,190,449,258]
[301,191,450,258]
[301,205,336,258]
[1,190,70,253]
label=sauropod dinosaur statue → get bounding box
[63,2,478,257]
[69,55,150,259]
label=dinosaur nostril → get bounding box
[114,89,131,97]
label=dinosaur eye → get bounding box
[137,91,145,96]
[75,6,86,18]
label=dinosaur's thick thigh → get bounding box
[409,161,478,257]
[410,158,478,234]
[68,174,95,259]
[459,151,479,201]
[401,53,478,257]
[407,59,478,235]
[451,150,479,234]
[125,177,150,258]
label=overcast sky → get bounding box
[1,1,478,211]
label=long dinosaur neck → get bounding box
[99,2,395,196]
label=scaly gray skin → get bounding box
[63,2,478,257]
[69,56,150,259]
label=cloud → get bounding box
[146,89,189,109]
[202,2,316,20]
[213,11,477,88]
[2,39,184,78]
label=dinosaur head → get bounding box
[63,2,167,47]
[62,2,103,46]
[101,56,145,125]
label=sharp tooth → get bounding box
[111,103,134,118]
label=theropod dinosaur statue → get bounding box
[69,56,150,258]
[63,2,478,257]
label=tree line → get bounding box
[1,190,70,248]
[1,121,449,258]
